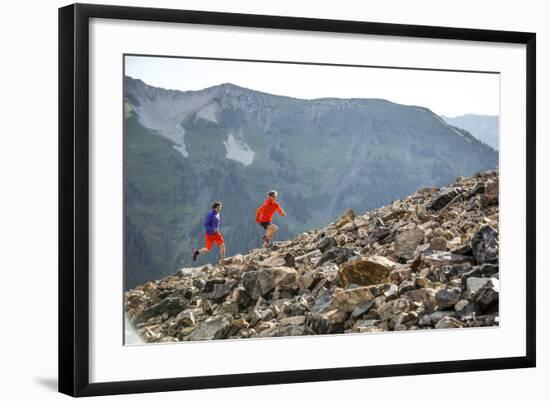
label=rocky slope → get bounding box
[124,170,499,343]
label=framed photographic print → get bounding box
[58,3,536,397]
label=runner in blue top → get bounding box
[192,201,225,263]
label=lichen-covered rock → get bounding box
[174,309,196,327]
[435,287,462,310]
[258,324,312,337]
[429,236,448,251]
[331,286,375,312]
[435,316,464,329]
[375,298,413,321]
[317,236,337,252]
[308,309,347,334]
[352,319,383,333]
[428,188,460,211]
[318,246,357,266]
[389,312,418,330]
[351,299,378,319]
[471,225,499,265]
[335,208,356,228]
[279,315,306,326]
[394,226,425,260]
[242,267,298,300]
[423,251,472,268]
[201,278,236,300]
[185,314,234,341]
[474,280,500,312]
[466,277,497,295]
[136,297,187,323]
[403,288,437,312]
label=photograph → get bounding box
[123,54,500,344]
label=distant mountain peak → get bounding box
[442,113,499,119]
[441,114,499,150]
[215,82,246,90]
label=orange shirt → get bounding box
[255,197,285,223]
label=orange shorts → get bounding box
[205,232,224,250]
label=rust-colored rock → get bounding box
[338,256,396,287]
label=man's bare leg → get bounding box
[193,247,210,261]
[219,243,225,261]
[266,224,278,242]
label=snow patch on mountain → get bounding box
[129,88,218,158]
[157,126,188,157]
[224,133,254,166]
[173,142,189,158]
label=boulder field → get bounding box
[125,170,499,343]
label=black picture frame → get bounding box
[59,3,536,397]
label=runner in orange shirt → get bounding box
[255,190,286,248]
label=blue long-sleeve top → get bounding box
[204,209,220,235]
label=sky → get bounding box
[125,55,499,118]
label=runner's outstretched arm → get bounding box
[255,207,262,223]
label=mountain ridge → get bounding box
[126,76,458,111]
